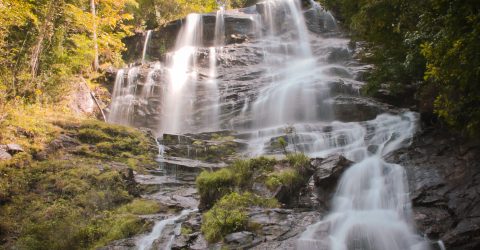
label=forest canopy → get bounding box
[321,0,480,136]
[0,0,252,107]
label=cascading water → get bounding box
[247,0,336,154]
[204,5,225,131]
[142,30,152,64]
[141,62,162,100]
[296,113,431,250]
[160,14,203,134]
[136,209,194,250]
[108,67,138,125]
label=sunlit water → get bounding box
[142,30,152,64]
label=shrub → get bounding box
[265,169,302,191]
[196,156,278,208]
[196,168,234,209]
[201,192,278,243]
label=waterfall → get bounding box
[108,1,436,248]
[160,14,203,134]
[297,112,430,250]
[204,6,225,131]
[247,0,335,154]
[142,30,152,64]
[141,62,162,100]
[108,67,138,125]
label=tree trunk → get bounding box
[30,2,55,78]
[91,0,99,71]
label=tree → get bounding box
[91,0,99,71]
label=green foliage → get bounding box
[0,0,136,105]
[196,156,278,208]
[201,192,278,243]
[277,137,288,155]
[265,169,302,191]
[322,0,480,136]
[2,156,152,249]
[196,168,234,209]
[286,153,310,168]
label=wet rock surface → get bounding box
[123,10,257,63]
[114,3,376,133]
[388,128,480,250]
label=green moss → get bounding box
[201,192,278,243]
[78,128,112,144]
[181,226,193,235]
[0,118,158,249]
[116,199,161,215]
[92,214,151,248]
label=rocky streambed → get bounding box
[100,125,480,250]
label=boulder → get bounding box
[47,134,81,151]
[6,144,24,155]
[312,155,353,188]
[224,231,260,248]
[0,149,12,160]
[68,80,95,116]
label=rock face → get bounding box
[68,80,96,116]
[388,128,480,249]
[221,208,322,249]
[312,155,352,188]
[122,10,257,63]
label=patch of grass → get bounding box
[201,192,278,243]
[2,157,155,249]
[0,104,71,153]
[286,153,310,168]
[265,169,302,191]
[78,128,112,144]
[196,156,278,209]
[181,226,193,235]
[196,168,234,209]
[0,105,158,248]
[116,199,161,215]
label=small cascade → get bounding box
[204,5,225,130]
[307,0,337,31]
[297,113,430,250]
[251,0,332,129]
[136,209,194,250]
[108,67,138,125]
[160,14,203,134]
[142,30,152,64]
[141,62,162,100]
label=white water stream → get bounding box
[136,209,194,250]
[142,30,152,64]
